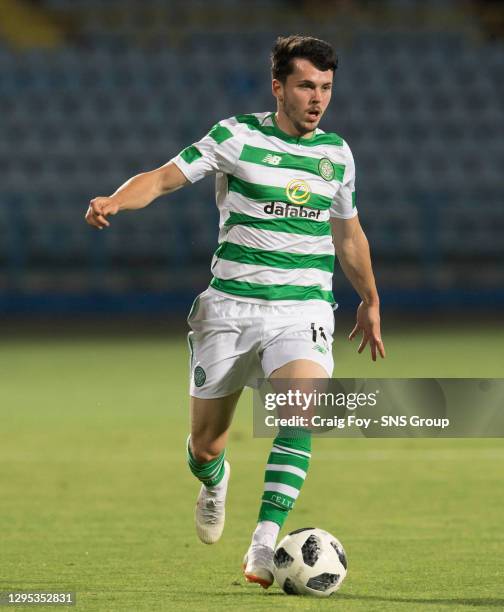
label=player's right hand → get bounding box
[85,197,120,229]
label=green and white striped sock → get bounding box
[258,428,311,527]
[186,435,226,488]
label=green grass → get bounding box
[1,325,503,611]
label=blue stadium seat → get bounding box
[1,1,502,296]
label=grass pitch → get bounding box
[1,323,503,611]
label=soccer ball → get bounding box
[272,527,347,597]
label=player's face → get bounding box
[273,58,333,137]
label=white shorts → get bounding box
[187,288,335,399]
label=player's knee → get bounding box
[190,439,224,463]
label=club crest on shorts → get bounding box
[194,365,206,387]
[318,158,335,181]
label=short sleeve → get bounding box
[170,119,242,183]
[329,142,358,219]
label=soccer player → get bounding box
[85,35,385,588]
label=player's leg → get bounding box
[189,391,242,464]
[244,359,329,587]
[189,390,242,544]
[244,300,334,587]
[186,290,256,543]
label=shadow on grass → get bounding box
[317,594,504,607]
[218,589,504,608]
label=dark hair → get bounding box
[271,35,338,82]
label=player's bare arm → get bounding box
[331,216,385,361]
[85,162,188,229]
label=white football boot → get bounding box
[243,543,274,588]
[195,460,230,544]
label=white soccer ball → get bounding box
[272,527,347,597]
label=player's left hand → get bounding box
[349,301,385,361]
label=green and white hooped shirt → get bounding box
[171,112,357,305]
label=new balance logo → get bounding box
[262,153,282,166]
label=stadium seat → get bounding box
[1,1,502,296]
